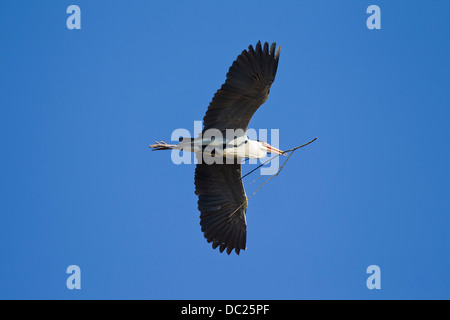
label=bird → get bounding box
[151,41,283,254]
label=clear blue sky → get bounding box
[1,0,449,299]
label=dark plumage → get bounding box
[195,41,281,254]
[195,163,247,255]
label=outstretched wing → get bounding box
[203,41,281,133]
[194,162,247,255]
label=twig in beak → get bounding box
[229,137,317,218]
[239,137,317,182]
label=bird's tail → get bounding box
[149,141,177,151]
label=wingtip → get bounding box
[275,45,281,59]
[263,42,269,55]
[219,243,226,253]
[251,41,281,58]
[255,41,262,53]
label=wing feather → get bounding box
[202,41,281,133]
[195,162,247,255]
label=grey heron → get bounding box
[151,41,282,254]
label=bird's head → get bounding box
[246,140,285,158]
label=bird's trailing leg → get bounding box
[149,140,177,151]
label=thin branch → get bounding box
[229,137,317,217]
[240,137,317,181]
[284,137,318,153]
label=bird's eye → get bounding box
[245,141,248,144]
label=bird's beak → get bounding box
[266,144,287,156]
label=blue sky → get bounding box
[1,0,449,299]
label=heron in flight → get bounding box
[151,41,283,254]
